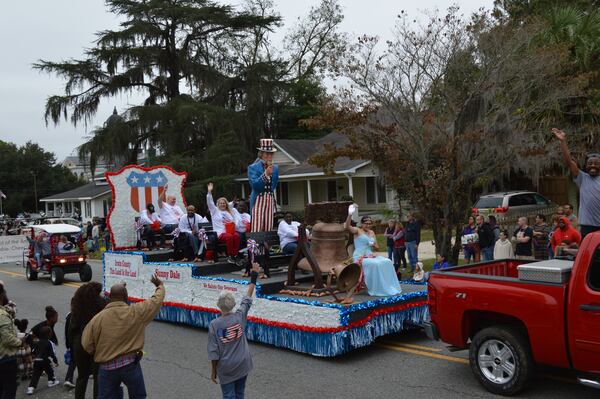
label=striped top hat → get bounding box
[257,138,277,153]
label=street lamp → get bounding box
[31,171,38,213]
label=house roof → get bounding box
[40,183,111,202]
[274,132,351,163]
[237,132,371,181]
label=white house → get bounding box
[40,182,112,223]
[236,132,401,216]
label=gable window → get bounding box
[276,182,289,206]
[366,177,387,204]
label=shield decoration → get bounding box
[127,171,167,212]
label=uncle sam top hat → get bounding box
[257,138,277,153]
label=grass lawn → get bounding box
[376,229,433,248]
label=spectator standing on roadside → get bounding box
[404,214,421,272]
[552,128,600,238]
[208,263,260,399]
[461,216,479,264]
[384,220,396,262]
[494,230,514,259]
[513,217,534,260]
[0,282,22,399]
[63,301,76,389]
[563,204,578,228]
[82,275,165,399]
[488,215,501,242]
[92,222,101,252]
[68,282,106,399]
[392,222,408,272]
[476,215,495,261]
[548,215,560,259]
[550,216,582,254]
[532,214,551,260]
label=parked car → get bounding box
[472,191,558,217]
[424,233,600,395]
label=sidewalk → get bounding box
[376,240,436,260]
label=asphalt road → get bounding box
[0,260,596,399]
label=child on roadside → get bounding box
[14,318,33,382]
[27,326,59,395]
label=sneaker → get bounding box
[64,381,75,388]
[48,379,60,388]
[26,387,34,395]
[226,256,236,264]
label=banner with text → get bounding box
[0,235,28,264]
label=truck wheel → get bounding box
[50,268,64,286]
[26,263,38,281]
[469,326,533,396]
[79,263,93,282]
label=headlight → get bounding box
[78,257,84,262]
[59,258,66,264]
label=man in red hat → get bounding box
[247,139,279,232]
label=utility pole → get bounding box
[31,171,38,213]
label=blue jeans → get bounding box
[481,246,494,261]
[221,376,247,399]
[282,242,298,255]
[98,361,145,399]
[93,237,100,252]
[387,246,394,261]
[406,241,418,271]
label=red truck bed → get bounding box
[428,259,571,368]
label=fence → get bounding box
[494,206,561,232]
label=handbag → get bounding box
[64,349,72,365]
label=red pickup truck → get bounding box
[425,232,600,395]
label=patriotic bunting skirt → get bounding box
[251,192,275,232]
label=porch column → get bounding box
[347,175,354,198]
[44,202,48,215]
[241,184,246,199]
[307,180,312,204]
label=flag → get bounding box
[218,323,243,344]
[126,171,167,212]
[0,190,5,199]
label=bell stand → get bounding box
[285,224,324,290]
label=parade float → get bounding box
[103,165,428,357]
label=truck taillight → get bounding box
[494,207,508,213]
[428,284,437,315]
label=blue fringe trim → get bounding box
[154,303,429,357]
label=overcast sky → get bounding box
[0,0,492,162]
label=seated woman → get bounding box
[345,206,401,296]
[57,235,76,253]
[207,183,240,264]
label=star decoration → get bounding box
[144,176,151,183]
[130,176,139,183]
[155,175,164,183]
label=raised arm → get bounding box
[206,183,218,215]
[552,128,580,177]
[158,185,167,208]
[345,205,359,235]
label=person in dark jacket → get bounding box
[404,213,421,272]
[476,215,495,261]
[63,299,76,388]
[27,326,59,395]
[67,282,106,399]
[31,306,58,346]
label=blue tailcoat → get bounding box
[247,160,279,211]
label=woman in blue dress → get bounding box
[345,206,401,296]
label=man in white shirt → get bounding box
[177,205,210,261]
[277,212,307,255]
[140,203,164,249]
[231,200,251,249]
[158,190,184,234]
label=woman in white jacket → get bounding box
[493,229,514,259]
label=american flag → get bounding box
[219,323,243,344]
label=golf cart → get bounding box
[24,224,92,285]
